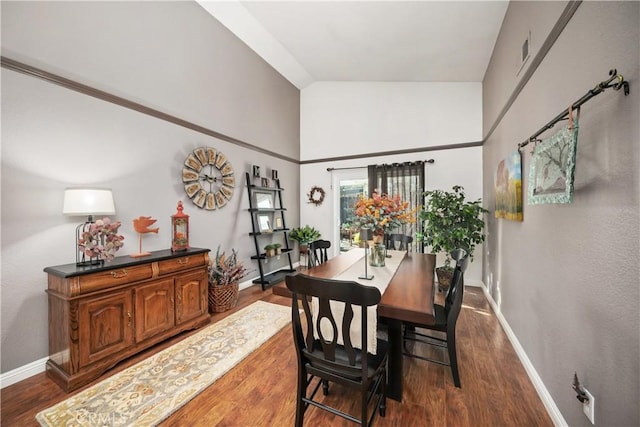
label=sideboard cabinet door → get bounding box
[134,278,176,342]
[78,290,134,368]
[175,270,208,325]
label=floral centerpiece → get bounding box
[353,191,417,242]
[78,218,124,262]
[208,246,247,313]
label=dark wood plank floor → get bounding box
[1,285,553,426]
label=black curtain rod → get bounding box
[327,159,434,172]
[518,68,630,149]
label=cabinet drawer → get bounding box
[157,253,207,275]
[78,264,154,294]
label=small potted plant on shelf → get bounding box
[289,225,321,253]
[264,244,276,257]
[208,246,247,313]
[418,185,488,290]
[273,243,282,255]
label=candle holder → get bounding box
[358,227,374,280]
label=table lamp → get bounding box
[358,227,374,280]
[63,188,116,266]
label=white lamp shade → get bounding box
[63,188,116,216]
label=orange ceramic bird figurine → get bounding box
[131,216,159,258]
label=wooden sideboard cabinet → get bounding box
[44,248,211,392]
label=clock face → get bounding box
[182,147,235,210]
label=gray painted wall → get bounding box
[483,2,639,426]
[1,1,300,372]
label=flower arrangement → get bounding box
[208,246,247,286]
[353,191,417,236]
[78,217,124,261]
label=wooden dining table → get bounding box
[300,248,436,401]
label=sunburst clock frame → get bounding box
[182,147,235,210]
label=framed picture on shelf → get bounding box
[254,192,274,209]
[252,165,261,177]
[261,177,270,188]
[274,217,283,229]
[258,214,272,232]
[271,169,278,180]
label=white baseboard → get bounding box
[480,285,567,427]
[0,356,48,389]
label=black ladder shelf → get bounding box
[245,172,295,290]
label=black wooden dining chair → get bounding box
[384,233,413,252]
[309,239,331,267]
[285,274,388,427]
[402,248,469,387]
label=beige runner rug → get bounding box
[36,300,291,426]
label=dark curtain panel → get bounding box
[368,162,425,252]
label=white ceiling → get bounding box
[198,1,509,89]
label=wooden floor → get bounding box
[1,285,553,426]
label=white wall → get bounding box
[1,1,300,374]
[299,81,484,283]
[301,82,482,161]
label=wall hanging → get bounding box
[516,69,629,205]
[307,186,325,206]
[182,147,235,210]
[528,110,579,205]
[494,149,523,220]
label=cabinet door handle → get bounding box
[127,311,132,327]
[111,269,128,279]
[177,258,189,265]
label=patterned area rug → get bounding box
[36,300,291,426]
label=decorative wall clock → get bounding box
[182,147,235,210]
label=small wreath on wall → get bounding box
[307,186,326,206]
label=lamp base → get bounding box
[358,274,374,280]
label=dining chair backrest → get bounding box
[385,233,413,252]
[444,249,469,320]
[309,239,331,266]
[286,273,381,372]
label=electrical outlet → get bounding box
[583,387,595,424]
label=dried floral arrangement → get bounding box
[208,246,247,286]
[353,191,417,236]
[78,217,125,261]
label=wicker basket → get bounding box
[208,282,239,313]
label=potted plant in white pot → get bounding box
[419,185,488,290]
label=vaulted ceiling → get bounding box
[198,1,509,89]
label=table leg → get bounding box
[385,318,402,401]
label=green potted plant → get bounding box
[273,243,282,255]
[264,244,276,257]
[289,225,321,253]
[419,185,488,288]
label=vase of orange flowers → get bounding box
[353,192,417,266]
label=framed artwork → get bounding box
[274,217,283,229]
[254,192,274,209]
[494,149,523,221]
[258,214,272,232]
[252,165,261,177]
[528,123,579,205]
[261,178,270,188]
[271,169,279,180]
